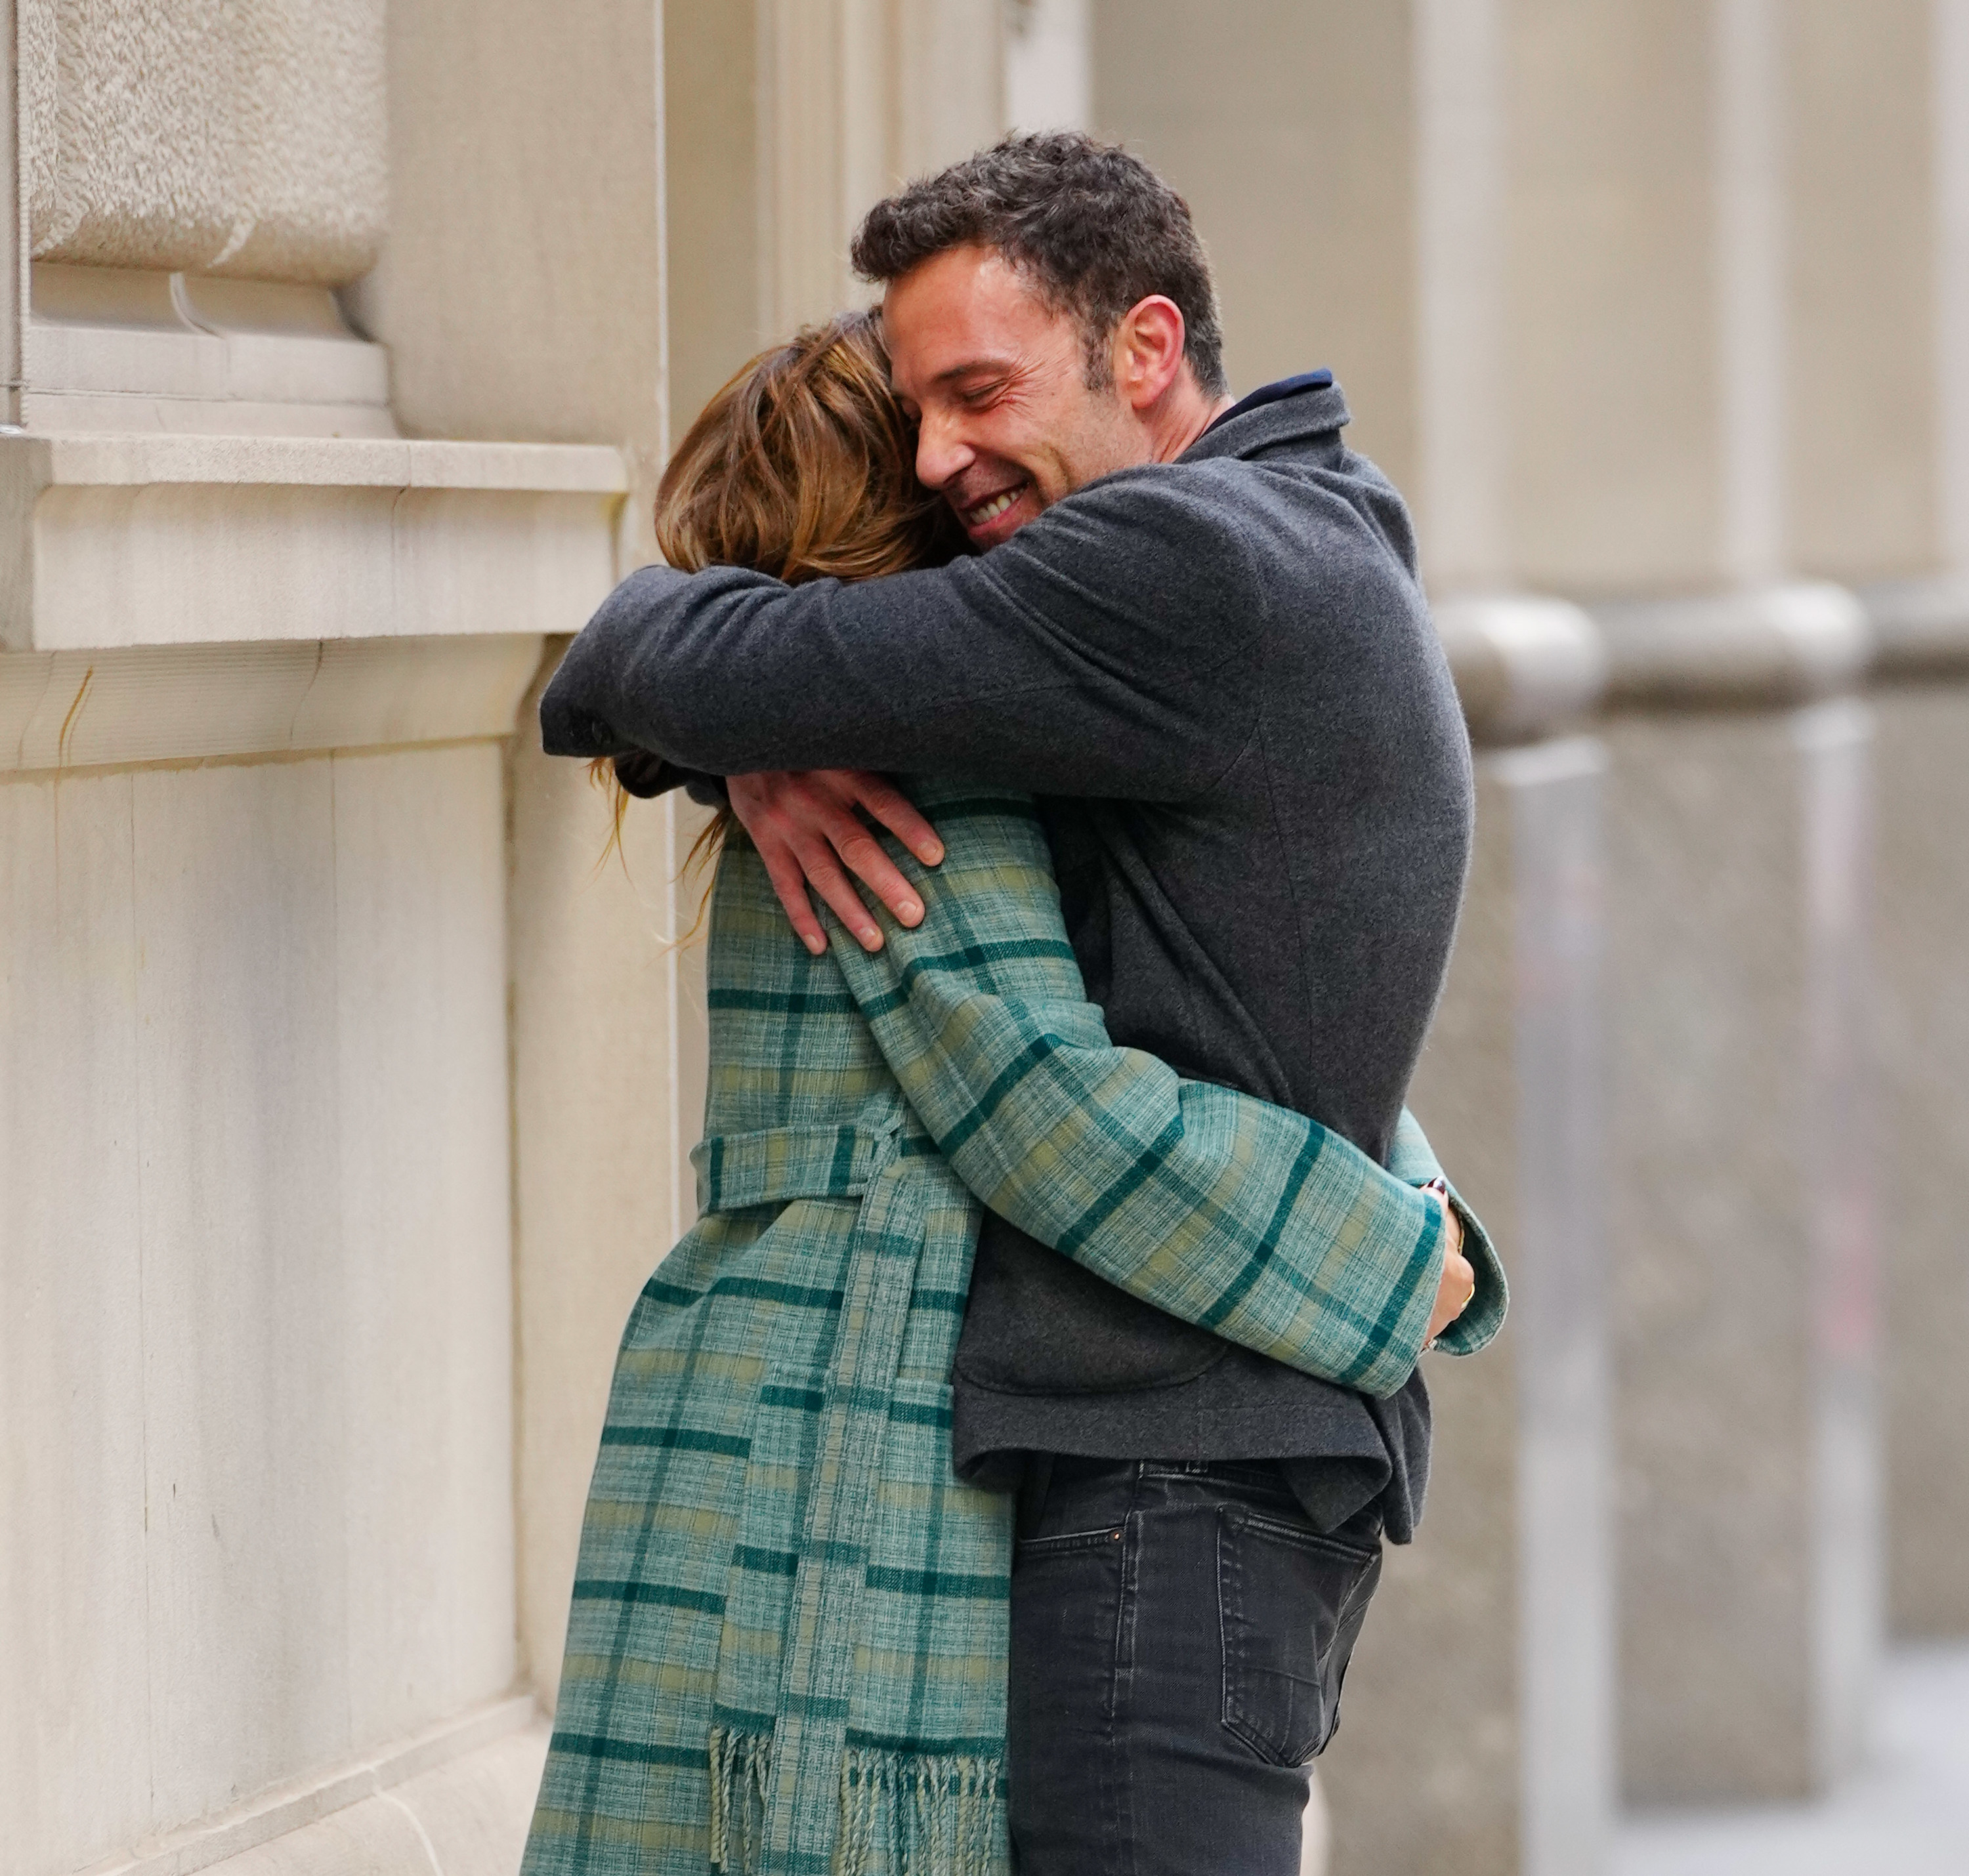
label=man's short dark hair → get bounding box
[851,131,1228,398]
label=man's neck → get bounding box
[1149,379,1238,464]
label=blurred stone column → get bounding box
[1320,602,1613,1876]
[1594,591,1879,1804]
[1860,583,1969,1640]
[1828,0,1969,1648]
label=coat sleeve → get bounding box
[827,785,1507,1397]
[537,467,1271,800]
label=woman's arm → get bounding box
[827,785,1507,1398]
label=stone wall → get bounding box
[23,0,387,282]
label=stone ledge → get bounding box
[1,430,628,493]
[0,635,547,772]
[1590,582,1872,708]
[77,1698,542,1876]
[0,431,627,653]
[1857,573,1969,677]
[1433,595,1608,746]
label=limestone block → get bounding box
[1091,0,1420,489]
[1606,702,1878,1805]
[1005,0,1090,135]
[1322,738,1611,1876]
[129,759,353,1829]
[1783,0,1940,583]
[664,0,767,435]
[508,648,711,1709]
[2,745,527,1873]
[1873,681,1969,1637]
[0,769,154,1869]
[22,0,386,284]
[0,636,544,776]
[349,0,669,561]
[23,264,396,435]
[332,745,517,1746]
[0,432,625,654]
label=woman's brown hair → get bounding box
[591,309,962,886]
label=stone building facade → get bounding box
[3,5,1965,1875]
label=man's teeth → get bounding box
[967,486,1022,525]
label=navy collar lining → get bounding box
[1202,369,1335,437]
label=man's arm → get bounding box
[540,467,1265,799]
[829,787,1507,1394]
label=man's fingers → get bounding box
[833,825,925,928]
[755,842,830,956]
[793,841,885,951]
[850,773,945,868]
[723,768,935,950]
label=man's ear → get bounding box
[1113,295,1189,412]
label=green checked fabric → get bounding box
[522,778,1502,1876]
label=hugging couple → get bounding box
[522,132,1504,1876]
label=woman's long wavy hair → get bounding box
[593,310,963,896]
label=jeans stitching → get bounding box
[1106,1508,1141,1876]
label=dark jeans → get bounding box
[1007,1457,1384,1875]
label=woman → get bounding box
[522,314,1500,1876]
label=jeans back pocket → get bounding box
[1217,1505,1383,1765]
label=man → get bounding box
[545,133,1501,1872]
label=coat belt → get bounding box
[694,1098,912,1215]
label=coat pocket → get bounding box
[1217,1505,1383,1766]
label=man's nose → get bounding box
[914,409,975,492]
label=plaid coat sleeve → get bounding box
[826,785,1505,1398]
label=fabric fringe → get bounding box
[709,1726,774,1873]
[837,1744,1005,1876]
[710,1728,1004,1874]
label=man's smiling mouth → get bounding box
[962,481,1028,528]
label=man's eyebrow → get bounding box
[930,357,1018,386]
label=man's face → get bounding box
[884,245,1149,550]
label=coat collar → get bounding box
[1181,370,1351,463]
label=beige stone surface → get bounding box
[4,7,24,430]
[196,1724,548,1876]
[22,0,386,283]
[23,262,395,432]
[1506,0,1722,595]
[507,648,710,1709]
[98,1707,547,1876]
[1875,682,1969,1638]
[0,768,154,1867]
[1606,705,1878,1805]
[348,0,669,562]
[1321,775,1523,1875]
[1323,741,1611,1876]
[758,0,1004,335]
[667,0,1008,431]
[665,0,766,436]
[1092,0,1419,495]
[333,747,519,1747]
[1,747,524,1874]
[1783,0,1940,584]
[0,635,543,774]
[0,431,624,654]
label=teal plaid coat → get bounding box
[522,780,1504,1876]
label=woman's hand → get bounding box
[727,768,946,954]
[1423,1180,1475,1346]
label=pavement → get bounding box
[1615,1646,1969,1876]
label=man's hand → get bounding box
[727,770,946,954]
[1424,1180,1476,1346]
